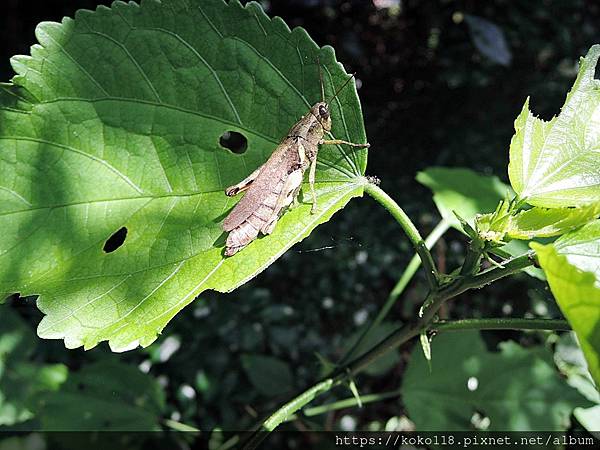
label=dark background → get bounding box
[1,0,598,446]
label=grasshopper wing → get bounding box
[223,140,300,232]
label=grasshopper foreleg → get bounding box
[225,165,263,197]
[319,139,370,148]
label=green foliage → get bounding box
[532,220,600,387]
[2,0,600,442]
[0,307,67,426]
[554,332,600,432]
[508,45,600,208]
[344,322,401,376]
[416,167,545,278]
[241,354,293,396]
[402,331,589,431]
[0,305,167,434]
[498,203,600,240]
[416,167,509,229]
[474,198,600,244]
[40,360,165,430]
[0,0,367,351]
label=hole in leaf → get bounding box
[219,131,248,154]
[595,61,600,80]
[103,227,128,253]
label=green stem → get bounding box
[162,418,200,432]
[364,183,440,289]
[340,219,450,365]
[460,242,483,276]
[461,252,536,289]
[291,318,568,420]
[309,319,568,416]
[388,220,449,301]
[242,378,334,450]
[303,389,402,417]
[433,318,571,332]
[242,252,535,450]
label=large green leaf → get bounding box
[402,331,588,431]
[531,220,600,387]
[0,0,368,350]
[0,306,67,426]
[508,45,600,208]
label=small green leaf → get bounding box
[402,331,589,431]
[506,203,600,239]
[40,360,165,431]
[419,330,432,372]
[314,352,336,377]
[531,220,600,386]
[508,46,600,208]
[0,0,368,351]
[347,378,363,408]
[479,202,600,241]
[475,199,513,245]
[241,354,293,396]
[416,167,510,229]
[453,211,479,241]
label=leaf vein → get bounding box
[0,136,144,194]
[81,30,162,103]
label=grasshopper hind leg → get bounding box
[225,165,263,197]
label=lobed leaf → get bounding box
[0,0,368,351]
[508,45,600,208]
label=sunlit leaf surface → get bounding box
[0,0,368,351]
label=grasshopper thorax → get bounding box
[288,101,332,146]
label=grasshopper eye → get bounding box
[318,104,329,118]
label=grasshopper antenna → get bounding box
[317,56,325,102]
[326,72,356,106]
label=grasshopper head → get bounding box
[312,101,332,132]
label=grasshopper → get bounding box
[222,68,369,256]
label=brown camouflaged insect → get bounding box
[222,68,369,256]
